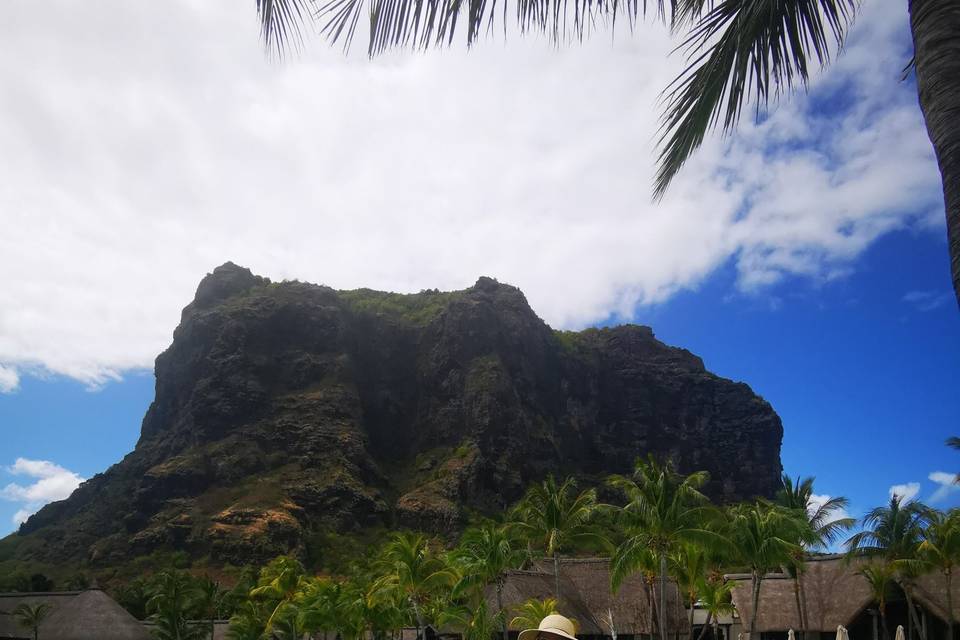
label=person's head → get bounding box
[518,614,578,640]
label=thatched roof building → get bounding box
[913,570,960,624]
[727,555,956,640]
[0,587,149,640]
[486,557,686,639]
[727,555,874,634]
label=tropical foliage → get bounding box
[608,456,719,640]
[512,475,607,601]
[508,597,573,631]
[845,496,934,640]
[12,602,52,640]
[146,571,209,640]
[84,453,960,640]
[776,474,855,640]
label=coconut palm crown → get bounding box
[608,456,721,640]
[11,603,52,640]
[511,475,607,601]
[845,495,934,640]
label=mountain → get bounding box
[3,263,783,574]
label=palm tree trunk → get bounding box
[697,612,713,640]
[793,576,804,640]
[411,598,425,640]
[799,577,810,640]
[688,594,696,640]
[675,588,682,640]
[880,603,890,640]
[946,569,954,640]
[904,587,927,640]
[649,576,660,640]
[554,551,562,603]
[749,572,762,640]
[712,616,720,640]
[498,580,508,640]
[909,0,960,305]
[660,553,669,640]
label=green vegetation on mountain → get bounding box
[0,263,783,583]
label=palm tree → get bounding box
[845,496,932,640]
[221,567,259,621]
[776,475,855,640]
[456,521,526,640]
[726,502,804,640]
[511,475,607,602]
[669,544,709,640]
[12,603,52,640]
[299,578,341,640]
[226,600,268,640]
[918,509,960,640]
[509,597,564,630]
[370,532,459,640]
[193,577,221,640]
[255,0,960,306]
[248,556,309,637]
[858,562,897,640]
[268,601,309,640]
[608,456,720,640]
[695,578,734,640]
[116,577,151,620]
[439,599,505,640]
[146,571,207,640]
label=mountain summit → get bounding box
[8,264,782,571]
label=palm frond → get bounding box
[312,0,711,56]
[653,0,857,198]
[257,0,314,57]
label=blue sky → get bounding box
[0,1,958,536]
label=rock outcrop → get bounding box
[8,263,783,570]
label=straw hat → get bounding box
[518,614,578,640]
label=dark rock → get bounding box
[8,263,783,571]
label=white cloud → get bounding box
[903,290,953,312]
[889,482,921,503]
[808,493,852,524]
[1,458,84,525]
[929,471,960,504]
[0,364,18,393]
[0,1,943,389]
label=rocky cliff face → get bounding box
[9,263,782,570]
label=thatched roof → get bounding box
[912,571,959,624]
[727,555,876,633]
[1,592,81,639]
[0,589,149,640]
[486,557,686,636]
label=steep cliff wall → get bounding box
[8,263,782,569]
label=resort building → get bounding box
[0,586,149,640]
[727,555,957,640]
[690,605,741,640]
[487,557,689,640]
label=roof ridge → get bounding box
[0,591,83,597]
